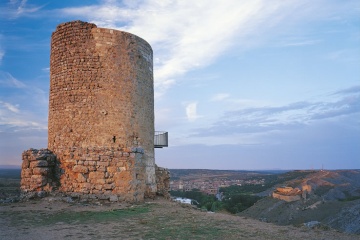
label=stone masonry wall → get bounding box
[46,20,156,200]
[21,147,146,202]
[21,149,59,197]
[57,146,146,202]
[155,165,170,199]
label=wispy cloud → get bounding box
[0,71,47,132]
[0,101,19,113]
[0,100,47,131]
[0,99,46,131]
[211,93,230,102]
[333,85,360,95]
[185,102,201,122]
[327,49,360,62]
[59,0,337,97]
[0,34,4,65]
[0,71,26,88]
[192,86,360,138]
[0,49,4,65]
[282,39,322,47]
[2,0,43,19]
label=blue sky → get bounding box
[0,0,359,170]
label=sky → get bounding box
[0,0,359,170]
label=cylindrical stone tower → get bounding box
[48,20,155,201]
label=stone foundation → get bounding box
[20,148,170,202]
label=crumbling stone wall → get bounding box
[21,149,59,197]
[20,20,161,202]
[155,165,170,199]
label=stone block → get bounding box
[97,166,106,172]
[80,182,91,190]
[88,171,104,180]
[109,195,118,202]
[96,179,106,184]
[21,168,32,178]
[107,166,117,173]
[22,159,30,168]
[77,173,87,183]
[31,175,47,187]
[97,161,109,167]
[103,184,114,190]
[33,167,49,176]
[30,160,48,168]
[36,154,48,160]
[72,165,88,173]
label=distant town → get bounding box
[169,169,267,195]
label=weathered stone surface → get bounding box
[48,20,156,199]
[72,165,88,173]
[155,165,170,199]
[30,160,48,168]
[20,21,169,203]
[20,149,59,195]
[109,195,118,202]
[32,167,49,176]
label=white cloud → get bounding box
[1,0,42,19]
[327,49,360,62]
[59,0,342,97]
[0,49,4,65]
[0,101,19,113]
[211,93,230,102]
[0,71,47,132]
[282,39,322,47]
[0,34,4,65]
[193,86,360,140]
[0,71,26,88]
[185,102,200,122]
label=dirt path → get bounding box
[1,197,358,240]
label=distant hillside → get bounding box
[0,165,21,169]
[0,169,21,179]
[240,170,360,234]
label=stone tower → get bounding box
[47,20,155,201]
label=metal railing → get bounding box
[154,131,168,148]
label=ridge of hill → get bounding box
[241,170,360,234]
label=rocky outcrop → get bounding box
[272,187,302,202]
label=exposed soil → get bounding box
[1,197,358,240]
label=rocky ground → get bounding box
[1,197,359,240]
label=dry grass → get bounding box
[1,197,358,240]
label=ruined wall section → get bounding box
[56,147,146,202]
[48,21,155,200]
[155,165,170,199]
[21,149,58,197]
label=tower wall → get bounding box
[47,21,156,200]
